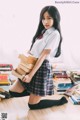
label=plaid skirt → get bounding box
[19,59,54,96]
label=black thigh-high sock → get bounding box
[9,90,30,97]
[28,96,68,110]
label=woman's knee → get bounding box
[9,79,25,92]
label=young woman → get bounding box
[9,6,68,110]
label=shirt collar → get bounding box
[45,27,55,34]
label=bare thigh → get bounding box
[28,93,42,104]
[9,79,25,93]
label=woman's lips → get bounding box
[45,25,49,27]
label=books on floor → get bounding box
[53,71,68,78]
[53,78,74,94]
[0,64,13,71]
[65,84,80,105]
[70,72,80,85]
[69,93,80,105]
[64,85,76,97]
[0,64,13,85]
[69,85,80,105]
[69,96,80,105]
[57,83,74,92]
[0,74,10,85]
[64,83,80,96]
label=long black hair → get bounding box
[30,6,62,57]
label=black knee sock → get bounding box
[0,91,11,99]
[28,96,68,110]
[9,90,30,97]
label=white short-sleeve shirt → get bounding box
[30,27,60,62]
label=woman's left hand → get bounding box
[22,74,32,83]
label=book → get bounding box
[20,62,34,70]
[64,84,80,97]
[18,64,30,73]
[54,78,72,84]
[70,72,80,84]
[57,83,74,95]
[71,95,80,103]
[57,83,74,91]
[73,84,80,95]
[16,66,26,75]
[0,74,10,85]
[0,94,5,99]
[53,71,68,78]
[69,96,79,105]
[69,95,80,105]
[53,78,74,94]
[54,78,72,88]
[0,64,13,71]
[64,86,75,97]
[19,54,37,65]
[75,89,80,95]
[12,69,25,80]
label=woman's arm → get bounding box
[22,49,51,83]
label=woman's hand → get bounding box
[22,74,32,83]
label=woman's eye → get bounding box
[42,17,52,21]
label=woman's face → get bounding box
[42,11,54,29]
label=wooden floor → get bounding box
[0,95,80,120]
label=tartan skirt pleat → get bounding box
[19,59,54,96]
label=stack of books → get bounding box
[0,74,10,85]
[12,54,37,80]
[70,72,80,85]
[53,71,68,78]
[68,84,80,105]
[64,85,76,97]
[0,64,13,85]
[0,64,13,71]
[0,64,13,100]
[54,77,74,94]
[53,71,74,94]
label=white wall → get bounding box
[0,0,80,69]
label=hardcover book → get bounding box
[0,74,10,85]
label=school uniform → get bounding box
[20,27,60,96]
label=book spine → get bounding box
[70,96,80,105]
[20,62,34,69]
[75,90,80,95]
[69,97,78,105]
[19,64,30,73]
[0,94,5,98]
[12,70,24,80]
[71,95,79,103]
[57,89,66,92]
